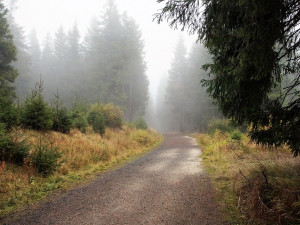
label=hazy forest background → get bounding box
[5,0,221,132]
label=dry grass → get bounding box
[195,131,300,225]
[0,126,162,217]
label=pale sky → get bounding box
[6,0,197,100]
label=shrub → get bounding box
[21,81,53,130]
[131,129,155,146]
[32,136,63,177]
[0,97,19,129]
[52,108,72,133]
[0,124,29,165]
[230,129,242,142]
[134,118,148,130]
[103,103,123,128]
[51,92,72,133]
[70,99,88,133]
[88,104,106,136]
[208,119,234,134]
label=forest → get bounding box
[0,0,299,224]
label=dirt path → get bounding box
[1,134,225,225]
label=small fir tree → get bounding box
[51,90,72,133]
[21,80,53,130]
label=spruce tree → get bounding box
[28,29,41,88]
[121,14,148,121]
[166,38,188,132]
[157,0,300,155]
[0,0,17,99]
[7,1,30,101]
[21,80,53,130]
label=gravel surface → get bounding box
[1,134,225,225]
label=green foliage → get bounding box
[0,124,29,165]
[208,119,234,134]
[92,113,106,136]
[0,2,18,99]
[134,118,148,130]
[230,130,242,142]
[21,81,53,130]
[88,104,106,136]
[103,103,123,128]
[51,92,72,133]
[70,98,88,133]
[52,108,71,134]
[32,136,62,177]
[0,97,18,129]
[156,0,300,155]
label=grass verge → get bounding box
[0,126,163,218]
[195,131,300,225]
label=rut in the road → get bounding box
[1,134,225,225]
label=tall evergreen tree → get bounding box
[63,22,82,103]
[40,33,55,99]
[157,0,300,155]
[82,17,102,102]
[166,38,188,132]
[97,0,124,105]
[6,0,30,100]
[52,26,67,91]
[28,29,41,87]
[121,14,148,121]
[0,0,17,99]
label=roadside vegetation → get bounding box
[195,120,300,225]
[0,80,161,218]
[0,125,161,217]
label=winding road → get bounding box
[1,134,225,225]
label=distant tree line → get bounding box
[156,39,222,133]
[7,0,148,122]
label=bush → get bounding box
[93,113,106,136]
[32,136,63,177]
[208,119,234,134]
[0,124,29,165]
[51,92,72,133]
[52,108,72,133]
[0,97,19,129]
[230,129,242,142]
[103,103,123,128]
[88,104,106,136]
[70,99,88,133]
[134,118,148,130]
[21,81,53,130]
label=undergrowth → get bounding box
[0,126,162,218]
[196,131,300,225]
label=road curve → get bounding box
[1,134,225,225]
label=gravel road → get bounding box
[1,134,225,225]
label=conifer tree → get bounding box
[28,29,41,87]
[166,38,188,132]
[121,14,148,121]
[6,1,30,100]
[157,0,300,154]
[0,0,17,99]
[40,33,55,99]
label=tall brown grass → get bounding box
[0,126,162,217]
[196,131,300,225]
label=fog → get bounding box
[4,0,222,132]
[7,0,196,100]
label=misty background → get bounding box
[4,0,222,132]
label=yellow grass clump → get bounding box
[0,126,162,217]
[195,130,300,225]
